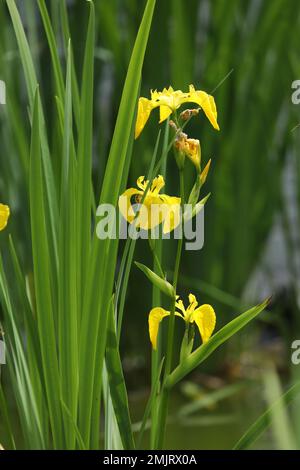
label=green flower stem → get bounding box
[148,238,165,279]
[155,168,185,449]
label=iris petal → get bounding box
[0,204,10,231]
[148,307,170,349]
[135,97,154,139]
[118,188,141,224]
[192,304,216,343]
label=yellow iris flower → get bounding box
[118,175,181,233]
[0,204,10,231]
[149,293,216,350]
[135,85,220,139]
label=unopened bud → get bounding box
[135,262,176,299]
[180,108,200,121]
[200,159,211,185]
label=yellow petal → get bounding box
[160,196,181,234]
[207,95,220,130]
[151,175,165,194]
[148,307,170,349]
[136,200,164,231]
[118,188,141,224]
[0,204,10,231]
[135,97,154,139]
[159,105,173,123]
[175,298,186,315]
[187,85,220,130]
[137,176,148,191]
[192,304,216,343]
[184,293,198,321]
[166,85,175,94]
[188,293,197,305]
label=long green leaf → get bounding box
[106,298,135,450]
[58,0,80,128]
[57,42,78,449]
[137,358,164,450]
[78,0,156,447]
[0,385,16,450]
[7,0,59,290]
[37,0,65,103]
[75,1,95,316]
[0,255,45,449]
[29,89,63,448]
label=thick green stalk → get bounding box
[155,169,185,449]
[148,238,165,279]
[150,123,169,448]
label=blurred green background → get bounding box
[1,0,300,449]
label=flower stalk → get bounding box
[155,168,185,449]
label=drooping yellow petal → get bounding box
[118,188,141,224]
[187,85,219,130]
[135,97,154,139]
[159,105,173,123]
[0,204,10,231]
[192,304,216,343]
[148,307,170,349]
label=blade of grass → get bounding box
[0,385,16,450]
[8,236,49,441]
[60,399,86,451]
[7,0,59,292]
[58,0,80,128]
[29,89,63,448]
[78,0,156,447]
[137,358,164,449]
[37,0,65,103]
[105,297,135,450]
[0,255,45,449]
[76,1,95,315]
[58,42,78,449]
[262,365,297,449]
[103,362,123,450]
